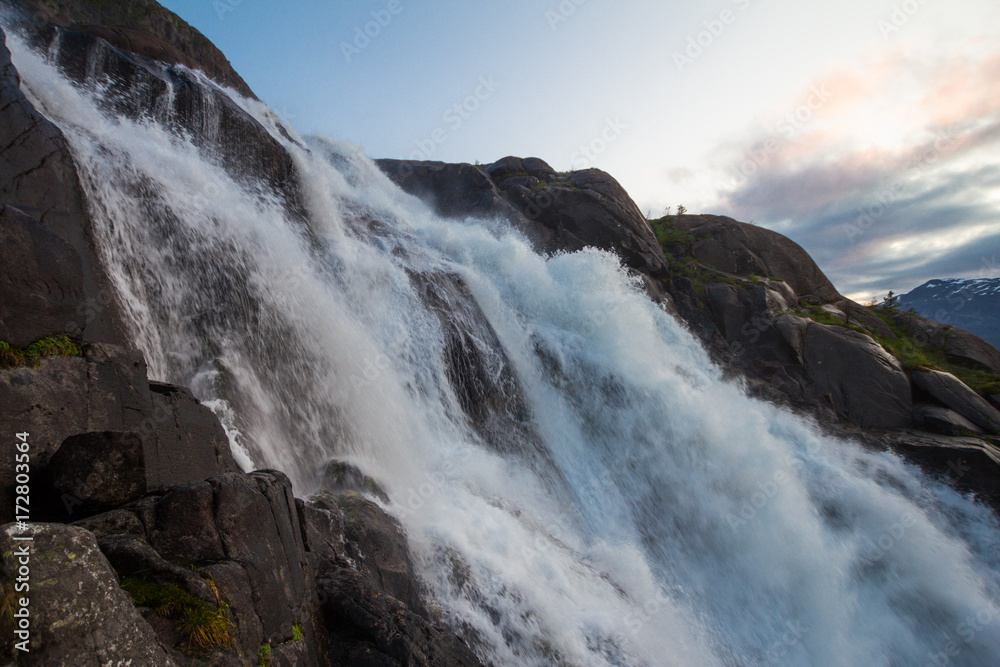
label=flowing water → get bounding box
[6,23,1000,666]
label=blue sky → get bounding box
[159,0,1000,301]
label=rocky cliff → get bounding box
[1,0,999,664]
[380,157,1000,507]
[0,4,482,664]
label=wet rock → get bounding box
[10,0,255,97]
[887,431,1000,509]
[306,490,425,617]
[0,25,124,345]
[0,205,84,345]
[321,459,389,503]
[317,566,483,667]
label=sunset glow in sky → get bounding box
[160,0,1000,301]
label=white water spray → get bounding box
[7,26,1000,666]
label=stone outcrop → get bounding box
[0,205,84,346]
[0,31,124,344]
[778,316,912,430]
[4,0,255,97]
[0,342,239,522]
[0,523,177,666]
[379,156,669,281]
[912,370,1000,434]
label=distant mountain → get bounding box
[898,278,1000,349]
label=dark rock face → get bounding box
[0,523,175,666]
[74,471,331,666]
[0,343,238,522]
[914,404,984,436]
[379,156,669,279]
[675,214,840,303]
[0,205,84,345]
[302,483,484,665]
[6,0,255,97]
[886,432,1000,508]
[48,431,147,514]
[377,159,522,223]
[912,370,1000,434]
[306,490,425,617]
[29,24,301,210]
[780,316,913,429]
[0,25,123,344]
[317,566,484,667]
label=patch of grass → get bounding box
[292,623,303,642]
[649,217,695,246]
[0,335,82,369]
[258,642,272,666]
[121,575,234,651]
[801,306,1000,397]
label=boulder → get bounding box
[0,205,84,345]
[674,214,840,302]
[912,370,1000,434]
[48,431,147,516]
[913,405,984,437]
[317,565,483,667]
[305,490,425,617]
[0,523,175,666]
[321,459,389,502]
[887,431,1000,508]
[376,159,522,223]
[76,471,330,666]
[793,320,912,429]
[0,343,238,522]
[144,381,240,490]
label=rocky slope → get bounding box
[899,278,1000,350]
[380,158,1000,507]
[1,0,999,664]
[0,6,481,665]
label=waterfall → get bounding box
[6,24,1000,667]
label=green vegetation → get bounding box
[121,575,234,651]
[649,217,695,246]
[647,216,742,296]
[0,335,82,369]
[292,623,304,642]
[873,310,1000,395]
[797,303,1000,398]
[258,642,272,666]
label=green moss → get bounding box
[121,575,233,651]
[0,335,82,369]
[292,623,304,642]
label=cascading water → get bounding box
[6,23,1000,667]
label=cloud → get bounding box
[707,41,1000,299]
